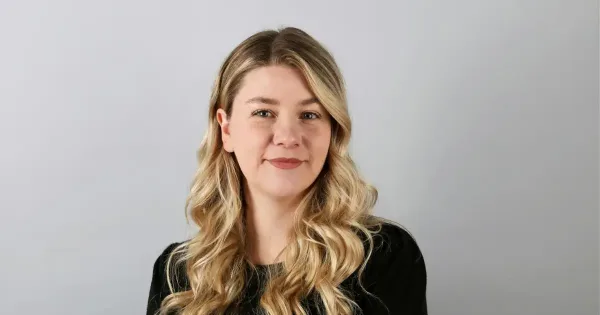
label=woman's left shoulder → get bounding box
[368,218,425,264]
[356,217,428,314]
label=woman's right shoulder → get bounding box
[155,242,183,264]
[154,241,189,282]
[146,242,189,314]
[151,242,186,277]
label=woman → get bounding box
[146,26,427,315]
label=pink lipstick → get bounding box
[268,158,303,169]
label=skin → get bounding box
[216,65,332,264]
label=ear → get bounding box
[216,108,234,152]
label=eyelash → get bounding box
[251,110,321,120]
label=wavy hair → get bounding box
[157,26,384,315]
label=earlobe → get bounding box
[216,108,234,152]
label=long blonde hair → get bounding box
[158,26,384,315]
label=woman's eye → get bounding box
[252,110,272,118]
[301,112,319,120]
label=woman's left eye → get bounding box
[301,112,320,120]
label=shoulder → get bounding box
[151,242,184,280]
[155,241,189,286]
[156,242,182,263]
[356,218,428,314]
[356,216,425,267]
[369,220,424,264]
[146,242,188,315]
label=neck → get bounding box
[244,185,300,265]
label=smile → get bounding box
[267,158,303,169]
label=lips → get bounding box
[268,158,303,169]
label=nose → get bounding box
[272,117,301,148]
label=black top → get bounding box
[146,222,427,315]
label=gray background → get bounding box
[0,1,597,314]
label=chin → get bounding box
[266,188,303,200]
[263,183,309,200]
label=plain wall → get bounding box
[0,1,597,314]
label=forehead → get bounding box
[235,65,315,101]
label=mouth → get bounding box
[267,157,303,170]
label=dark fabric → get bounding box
[146,222,427,315]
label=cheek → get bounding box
[307,127,331,162]
[231,123,271,162]
[315,138,331,161]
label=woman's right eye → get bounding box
[252,110,273,118]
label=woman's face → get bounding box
[217,65,332,201]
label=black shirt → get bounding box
[146,222,428,314]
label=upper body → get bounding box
[147,26,428,315]
[147,221,427,315]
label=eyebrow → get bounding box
[245,96,320,106]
